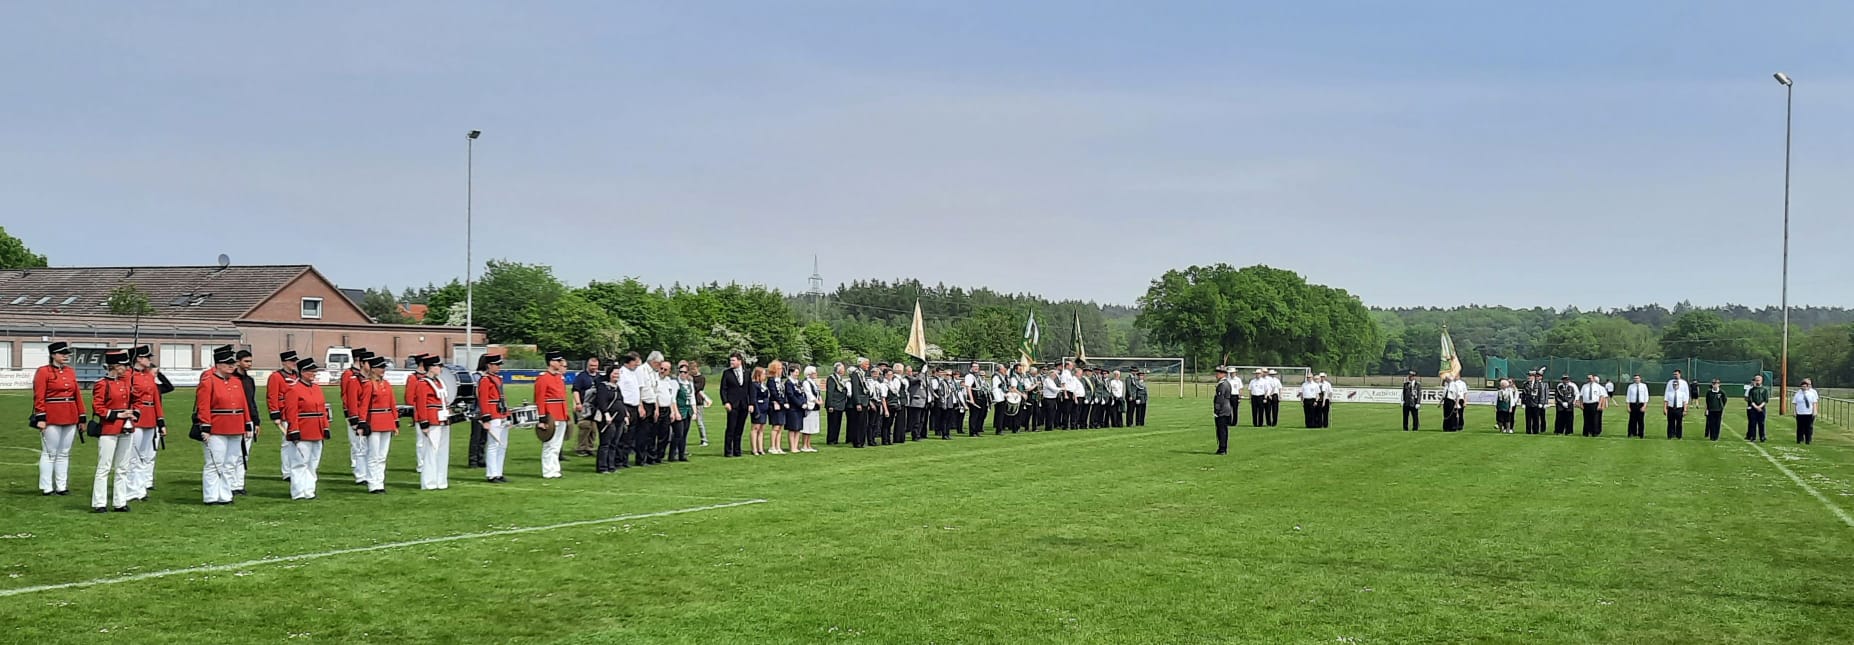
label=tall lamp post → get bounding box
[466,129,481,369]
[1773,74,1792,414]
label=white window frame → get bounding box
[0,341,12,369]
[301,297,324,320]
[160,344,194,370]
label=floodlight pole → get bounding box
[466,129,480,368]
[1774,75,1792,414]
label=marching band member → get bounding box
[404,353,431,474]
[408,355,451,490]
[232,349,259,495]
[361,355,398,493]
[341,349,374,485]
[281,358,331,500]
[90,351,136,512]
[1040,366,1062,431]
[32,341,83,497]
[884,367,906,444]
[825,362,849,446]
[991,365,1010,434]
[195,346,251,505]
[1300,376,1322,428]
[906,365,929,440]
[267,351,301,482]
[126,346,171,501]
[1129,369,1149,426]
[1107,369,1126,428]
[475,354,510,483]
[535,350,571,478]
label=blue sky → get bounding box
[3,1,1848,309]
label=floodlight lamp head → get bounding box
[467,130,482,139]
[1774,72,1793,87]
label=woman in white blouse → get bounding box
[797,366,822,452]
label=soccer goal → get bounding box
[1225,365,1314,392]
[1060,356,1186,398]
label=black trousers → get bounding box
[1132,401,1147,426]
[846,409,866,447]
[968,405,987,436]
[596,418,625,472]
[1704,410,1723,441]
[1266,397,1280,426]
[467,418,487,467]
[1798,414,1815,444]
[1627,403,1646,438]
[1555,405,1575,435]
[652,411,672,461]
[1318,402,1331,428]
[1582,403,1603,437]
[826,410,844,445]
[724,405,748,457]
[1746,408,1766,441]
[1442,402,1460,432]
[1056,399,1072,429]
[1303,400,1319,428]
[936,408,954,439]
[1525,407,1544,434]
[1666,407,1684,439]
[909,406,928,440]
[1251,396,1267,427]
[1214,414,1230,454]
[1403,405,1420,431]
[871,409,887,445]
[669,419,690,460]
[632,404,660,464]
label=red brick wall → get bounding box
[240,325,485,369]
[245,272,371,324]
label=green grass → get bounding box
[3,387,1852,644]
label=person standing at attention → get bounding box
[1579,374,1608,437]
[1212,367,1234,454]
[1624,374,1650,438]
[1703,378,1727,442]
[1794,379,1819,445]
[719,353,751,458]
[1664,369,1690,440]
[1401,371,1422,431]
[1743,374,1769,443]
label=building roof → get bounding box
[400,303,429,321]
[0,265,314,322]
[0,312,240,339]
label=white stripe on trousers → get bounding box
[541,421,565,478]
[128,427,157,498]
[38,424,77,493]
[348,419,368,482]
[484,418,509,480]
[288,440,322,499]
[92,433,134,509]
[201,434,237,503]
[420,427,450,490]
[279,426,296,479]
[366,431,393,491]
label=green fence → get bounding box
[1486,356,1766,395]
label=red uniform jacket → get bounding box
[362,379,399,434]
[477,373,507,421]
[404,374,444,428]
[195,370,252,436]
[91,376,134,436]
[283,380,332,441]
[267,370,299,423]
[128,368,165,430]
[340,368,366,423]
[535,372,569,421]
[33,364,85,426]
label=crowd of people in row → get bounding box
[27,339,1157,512]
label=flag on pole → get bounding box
[1072,309,1088,366]
[1019,311,1040,370]
[1439,324,1462,379]
[904,300,928,361]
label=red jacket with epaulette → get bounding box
[477,373,507,421]
[128,368,165,430]
[91,375,134,436]
[195,370,251,436]
[535,372,569,421]
[404,374,444,428]
[267,369,299,424]
[339,368,366,425]
[32,364,85,426]
[361,379,399,433]
[282,379,332,441]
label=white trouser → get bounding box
[540,421,566,478]
[231,434,250,491]
[92,433,135,509]
[348,419,368,482]
[279,426,297,479]
[692,405,707,442]
[484,418,509,480]
[420,426,450,490]
[289,440,322,499]
[414,425,429,474]
[127,427,157,498]
[202,434,238,503]
[366,432,394,491]
[38,424,77,493]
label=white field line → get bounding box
[492,485,743,502]
[1,446,41,454]
[0,461,37,467]
[1745,440,1854,528]
[0,498,767,598]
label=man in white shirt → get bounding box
[651,360,680,461]
[625,352,662,465]
[1579,374,1609,437]
[1440,374,1468,432]
[1248,370,1270,427]
[1106,370,1126,427]
[1624,374,1650,438]
[1317,373,1335,428]
[1663,370,1690,440]
[1223,370,1244,428]
[1794,379,1819,445]
[1040,368,1062,430]
[1062,366,1086,430]
[1266,370,1284,427]
[1298,376,1322,428]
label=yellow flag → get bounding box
[1440,324,1462,379]
[905,300,928,361]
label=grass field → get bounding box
[4,386,1853,644]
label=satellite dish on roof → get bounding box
[216,254,231,269]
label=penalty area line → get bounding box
[0,498,768,598]
[1744,440,1854,529]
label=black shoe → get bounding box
[56,490,70,496]
[113,505,130,513]
[42,491,53,496]
[232,489,247,496]
[282,475,291,481]
[92,507,108,513]
[369,489,386,494]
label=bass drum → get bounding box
[1004,391,1024,415]
[510,405,540,429]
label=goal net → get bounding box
[1224,365,1314,397]
[1060,356,1186,398]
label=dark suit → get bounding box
[1401,380,1421,431]
[847,368,871,448]
[824,373,849,445]
[1212,380,1234,454]
[719,366,751,457]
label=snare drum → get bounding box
[510,405,540,429]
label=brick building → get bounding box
[0,265,482,374]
